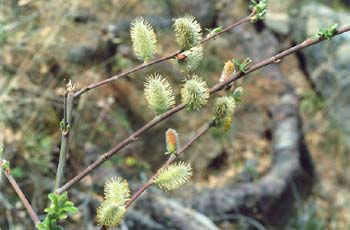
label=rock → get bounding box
[67,36,116,66]
[265,13,289,35]
[289,3,350,135]
[67,45,96,65]
[107,16,172,40]
[136,193,220,230]
[166,0,216,28]
[264,0,297,35]
[70,8,95,23]
[189,91,315,227]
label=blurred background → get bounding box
[0,0,349,229]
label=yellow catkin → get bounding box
[220,60,235,83]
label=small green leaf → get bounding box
[62,206,78,213]
[39,192,78,229]
[58,214,68,220]
[249,0,268,22]
[233,58,252,73]
[316,23,339,39]
[205,26,223,38]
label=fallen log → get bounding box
[189,90,315,227]
[130,192,220,230]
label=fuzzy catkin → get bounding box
[173,15,202,50]
[130,17,157,61]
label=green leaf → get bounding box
[249,0,268,22]
[233,58,252,73]
[316,23,339,39]
[205,26,223,38]
[62,206,78,213]
[58,214,67,220]
[39,192,78,229]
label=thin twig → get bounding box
[54,82,75,191]
[73,14,253,98]
[57,107,185,194]
[57,14,252,193]
[100,122,212,229]
[0,160,40,225]
[57,26,350,194]
[125,121,213,208]
[55,13,252,194]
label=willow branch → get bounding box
[73,14,253,98]
[0,160,40,225]
[54,82,75,191]
[56,106,185,194]
[100,122,212,229]
[210,25,350,94]
[125,121,213,208]
[57,25,350,194]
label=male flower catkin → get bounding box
[154,162,192,191]
[181,75,209,111]
[104,177,130,205]
[214,96,236,119]
[174,15,202,50]
[220,60,236,83]
[96,177,130,227]
[213,96,236,129]
[130,17,157,62]
[97,203,126,227]
[177,45,204,73]
[144,74,175,115]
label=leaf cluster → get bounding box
[317,23,339,39]
[249,0,268,22]
[36,192,78,230]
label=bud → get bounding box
[165,128,179,155]
[219,60,235,83]
[1,159,10,174]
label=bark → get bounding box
[188,91,315,227]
